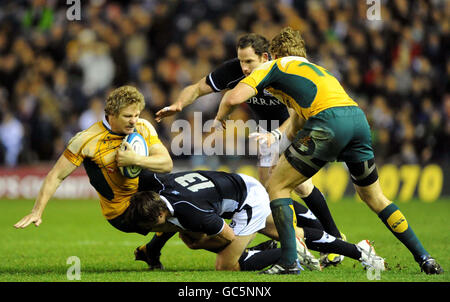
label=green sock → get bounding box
[378,203,429,262]
[270,198,297,265]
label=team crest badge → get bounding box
[295,132,315,156]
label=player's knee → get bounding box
[355,182,391,213]
[346,158,379,187]
[215,258,238,271]
[294,179,314,198]
[362,193,391,213]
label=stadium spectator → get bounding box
[0,105,24,166]
[78,97,104,130]
[0,0,447,166]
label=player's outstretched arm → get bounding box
[14,155,78,229]
[155,77,213,122]
[214,82,256,128]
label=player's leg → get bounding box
[217,174,280,272]
[350,167,443,274]
[259,142,325,231]
[293,178,342,238]
[257,166,271,187]
[300,226,384,271]
[261,213,381,271]
[264,154,311,268]
[293,179,347,267]
[341,105,443,274]
[261,165,325,231]
[215,233,256,271]
[135,232,176,269]
[258,138,316,270]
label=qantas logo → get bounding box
[391,218,406,229]
[387,210,408,233]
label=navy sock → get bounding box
[239,249,282,271]
[293,201,324,231]
[146,232,176,259]
[303,227,361,260]
[300,187,341,238]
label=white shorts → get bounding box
[229,174,271,236]
[257,128,281,168]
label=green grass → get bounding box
[1,198,449,282]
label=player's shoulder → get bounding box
[208,58,244,91]
[276,56,310,69]
[253,60,278,73]
[67,121,105,148]
[218,57,242,72]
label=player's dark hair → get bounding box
[128,191,167,228]
[236,33,269,57]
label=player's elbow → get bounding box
[162,158,173,173]
[223,90,243,106]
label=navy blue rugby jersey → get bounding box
[138,170,248,235]
[205,58,289,131]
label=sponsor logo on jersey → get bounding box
[246,96,281,106]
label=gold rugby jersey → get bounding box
[240,56,357,120]
[63,117,162,220]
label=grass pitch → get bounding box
[1,198,449,283]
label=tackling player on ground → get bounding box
[130,169,385,272]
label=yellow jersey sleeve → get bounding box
[63,123,105,166]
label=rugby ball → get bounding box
[118,132,148,178]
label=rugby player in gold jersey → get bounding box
[14,85,173,236]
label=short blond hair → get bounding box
[105,85,145,116]
[269,27,307,58]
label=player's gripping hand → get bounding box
[116,142,139,167]
[14,212,42,229]
[249,129,281,147]
[155,104,182,123]
[212,118,226,131]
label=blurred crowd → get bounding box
[0,0,448,167]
